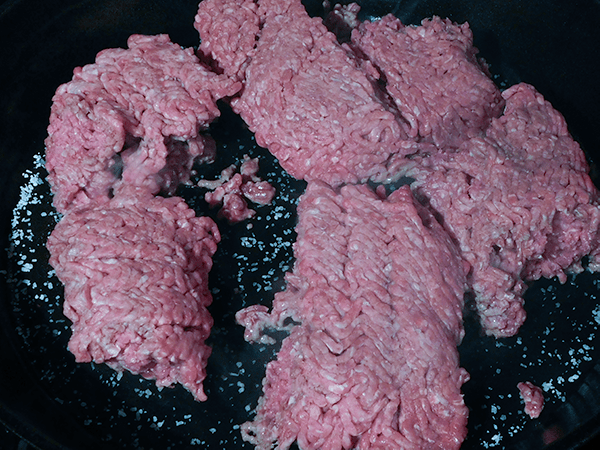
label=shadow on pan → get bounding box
[1,0,600,449]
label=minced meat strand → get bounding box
[45,34,240,214]
[409,83,600,337]
[236,181,469,450]
[46,192,220,401]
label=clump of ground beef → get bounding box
[45,34,240,214]
[409,83,600,337]
[195,0,419,187]
[195,0,507,187]
[349,14,505,149]
[45,33,238,401]
[47,192,220,401]
[518,381,545,419]
[197,155,276,223]
[236,181,469,450]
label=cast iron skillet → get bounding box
[2,0,600,449]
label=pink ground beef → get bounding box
[518,381,544,419]
[195,0,507,187]
[46,192,220,401]
[236,182,469,450]
[408,83,600,337]
[194,0,261,80]
[349,14,505,149]
[197,155,276,223]
[42,0,600,442]
[195,0,423,187]
[45,34,240,214]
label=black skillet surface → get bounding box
[2,0,600,449]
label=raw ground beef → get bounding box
[197,155,276,223]
[195,0,424,187]
[517,381,544,419]
[45,34,240,214]
[349,14,505,149]
[46,192,220,401]
[408,83,600,337]
[41,0,600,444]
[236,182,470,450]
[195,0,506,186]
[194,0,261,80]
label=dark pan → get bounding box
[1,1,600,449]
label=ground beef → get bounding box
[197,155,276,223]
[45,34,240,214]
[195,0,507,187]
[517,381,544,419]
[408,83,600,337]
[194,0,261,80]
[236,182,469,450]
[42,0,600,443]
[349,14,505,149]
[46,192,220,401]
[195,0,426,187]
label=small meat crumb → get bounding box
[198,155,276,223]
[518,381,545,419]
